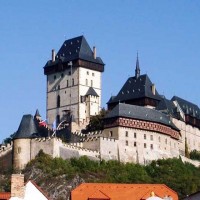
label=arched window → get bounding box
[57,95,60,107]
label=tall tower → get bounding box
[44,36,104,132]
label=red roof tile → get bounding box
[0,192,11,200]
[71,183,178,200]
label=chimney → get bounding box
[151,84,156,95]
[93,46,96,59]
[52,49,56,62]
[11,174,25,199]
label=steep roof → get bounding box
[13,115,39,139]
[108,74,161,104]
[71,183,178,200]
[85,87,99,97]
[156,96,183,120]
[171,96,200,119]
[105,103,178,131]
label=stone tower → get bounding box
[44,36,104,132]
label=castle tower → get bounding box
[44,36,104,132]
[13,115,39,170]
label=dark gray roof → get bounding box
[55,35,104,65]
[105,103,179,131]
[156,96,184,120]
[108,74,161,104]
[35,109,41,117]
[85,87,99,97]
[171,96,200,119]
[13,115,39,139]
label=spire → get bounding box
[135,52,140,79]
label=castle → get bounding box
[0,35,200,170]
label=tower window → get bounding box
[125,131,128,137]
[150,135,153,141]
[109,131,113,137]
[150,144,153,149]
[86,79,88,86]
[92,73,95,76]
[144,143,147,148]
[126,140,128,146]
[87,71,89,75]
[134,142,137,147]
[134,132,137,138]
[67,80,69,87]
[91,80,93,87]
[56,115,60,124]
[57,95,60,108]
[144,134,146,139]
[72,78,74,86]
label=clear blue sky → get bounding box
[0,0,200,141]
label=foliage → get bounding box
[25,152,200,199]
[3,133,15,144]
[84,108,108,133]
[190,149,200,161]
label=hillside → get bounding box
[1,151,200,199]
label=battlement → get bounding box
[0,142,13,156]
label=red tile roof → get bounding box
[0,192,11,200]
[71,183,178,200]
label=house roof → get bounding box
[71,183,178,200]
[85,87,99,97]
[171,96,200,119]
[105,103,179,131]
[107,74,161,104]
[45,36,104,67]
[13,115,39,139]
[0,192,11,200]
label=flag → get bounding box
[39,119,47,127]
[52,119,56,131]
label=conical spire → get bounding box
[135,52,140,79]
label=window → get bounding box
[58,85,60,90]
[126,140,128,146]
[87,71,89,75]
[56,115,60,124]
[72,78,74,86]
[17,147,21,154]
[150,144,153,149]
[125,131,128,137]
[158,136,161,142]
[86,79,88,86]
[134,132,137,138]
[57,95,60,107]
[144,134,146,139]
[91,80,93,87]
[144,143,147,148]
[92,72,95,76]
[109,131,113,137]
[150,135,153,141]
[67,80,69,87]
[134,142,137,147]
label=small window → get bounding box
[92,73,95,76]
[67,80,69,87]
[91,80,93,87]
[109,131,113,137]
[125,131,128,137]
[126,140,128,146]
[134,132,137,138]
[144,143,147,148]
[158,136,161,142]
[72,78,74,86]
[17,147,21,154]
[144,134,146,139]
[134,142,137,147]
[57,95,60,108]
[87,71,89,75]
[150,144,153,149]
[150,135,153,141]
[86,79,88,86]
